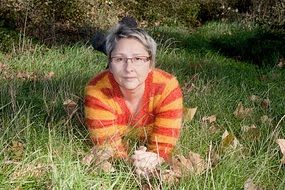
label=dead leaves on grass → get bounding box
[81,147,116,173]
[159,150,207,184]
[183,107,197,122]
[10,163,49,180]
[220,130,241,150]
[244,178,263,190]
[7,141,25,161]
[241,125,261,141]
[234,102,253,119]
[63,98,78,116]
[0,62,55,81]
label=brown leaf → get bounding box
[0,62,8,71]
[160,169,180,184]
[44,71,55,80]
[141,183,152,190]
[187,151,207,175]
[202,115,216,124]
[92,146,114,161]
[208,149,220,167]
[221,130,240,150]
[248,95,260,102]
[277,58,285,68]
[260,98,270,109]
[241,125,261,141]
[184,107,197,122]
[276,139,285,164]
[208,124,220,134]
[234,102,253,119]
[16,72,37,81]
[171,151,207,176]
[81,153,94,165]
[63,99,77,115]
[10,141,24,160]
[260,115,273,125]
[97,161,115,172]
[11,163,49,180]
[244,178,263,190]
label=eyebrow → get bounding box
[111,53,149,57]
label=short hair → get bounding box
[105,24,157,67]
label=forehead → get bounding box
[112,38,148,55]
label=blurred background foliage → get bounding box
[0,0,284,66]
[1,0,284,43]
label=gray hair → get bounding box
[105,24,157,67]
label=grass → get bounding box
[0,21,285,189]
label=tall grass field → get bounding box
[0,22,284,189]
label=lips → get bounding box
[123,76,136,79]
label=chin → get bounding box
[120,82,141,90]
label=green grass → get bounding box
[0,22,285,189]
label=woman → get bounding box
[85,23,183,175]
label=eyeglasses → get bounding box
[111,56,150,66]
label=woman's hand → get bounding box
[131,146,164,176]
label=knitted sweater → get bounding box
[84,69,183,160]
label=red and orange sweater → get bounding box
[84,69,183,160]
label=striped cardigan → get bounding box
[84,69,183,160]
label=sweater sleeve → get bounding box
[148,77,183,160]
[84,82,128,158]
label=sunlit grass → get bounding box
[0,22,284,189]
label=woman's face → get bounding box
[109,38,151,91]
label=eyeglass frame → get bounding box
[110,56,151,66]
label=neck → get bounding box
[120,83,145,103]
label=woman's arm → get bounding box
[148,77,183,160]
[84,84,128,158]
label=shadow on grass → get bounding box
[0,73,91,144]
[151,24,285,67]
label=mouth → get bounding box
[123,76,136,79]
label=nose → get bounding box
[125,59,134,72]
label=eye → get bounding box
[134,57,143,61]
[113,57,124,62]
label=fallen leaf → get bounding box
[241,125,261,140]
[277,58,285,68]
[187,151,207,174]
[260,115,273,125]
[244,178,263,190]
[97,160,116,172]
[276,139,285,164]
[184,107,197,122]
[248,95,260,102]
[171,151,207,176]
[202,115,216,124]
[221,130,240,150]
[82,153,94,165]
[0,63,8,71]
[44,71,55,80]
[16,72,37,81]
[141,183,152,190]
[234,102,253,119]
[92,146,114,161]
[10,141,24,161]
[260,98,270,109]
[11,163,49,180]
[208,124,220,134]
[208,148,220,167]
[160,169,180,184]
[63,99,77,115]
